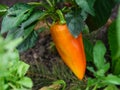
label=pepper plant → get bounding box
[0,0,120,90]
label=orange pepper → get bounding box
[50,22,86,80]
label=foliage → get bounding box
[0,4,8,16]
[0,36,33,90]
[108,8,120,75]
[86,0,115,31]
[86,41,120,90]
[0,0,118,52]
[0,3,46,52]
[0,0,120,90]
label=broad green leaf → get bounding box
[6,24,38,52]
[86,0,115,31]
[65,11,84,38]
[6,25,34,40]
[17,30,38,52]
[75,0,95,16]
[2,5,45,52]
[103,74,120,85]
[83,38,93,62]
[21,11,46,29]
[104,85,118,90]
[108,9,120,74]
[1,3,33,34]
[93,40,106,70]
[17,77,33,88]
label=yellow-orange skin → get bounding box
[50,23,86,80]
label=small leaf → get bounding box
[87,66,95,74]
[103,74,120,85]
[93,40,106,70]
[17,77,33,88]
[53,80,66,90]
[96,69,105,77]
[17,61,30,77]
[87,78,98,87]
[65,11,84,38]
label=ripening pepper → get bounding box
[50,22,86,80]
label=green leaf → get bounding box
[53,80,66,90]
[83,38,93,62]
[6,23,38,52]
[2,5,45,52]
[87,78,98,87]
[103,74,120,85]
[4,38,23,51]
[108,9,120,74]
[104,85,118,90]
[93,40,106,70]
[17,77,33,88]
[75,0,95,16]
[86,0,115,31]
[0,35,33,89]
[113,58,120,75]
[0,4,8,16]
[17,61,30,77]
[1,3,33,34]
[17,30,38,52]
[21,11,46,29]
[87,66,95,74]
[65,11,84,38]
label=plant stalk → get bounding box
[56,9,66,24]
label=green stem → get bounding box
[46,0,53,7]
[56,9,66,24]
[93,84,98,90]
[85,87,89,90]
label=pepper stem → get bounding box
[56,9,66,24]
